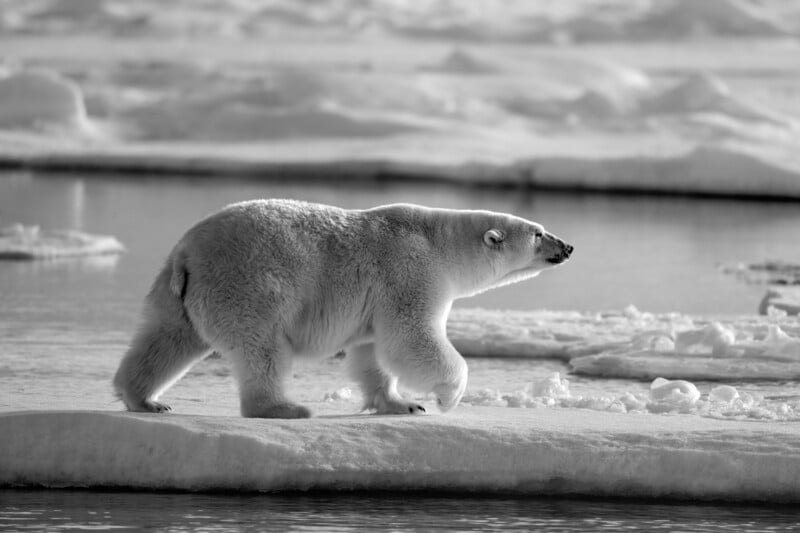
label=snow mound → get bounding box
[0,71,90,132]
[2,409,800,501]
[0,224,125,259]
[421,49,499,75]
[642,74,793,126]
[630,0,789,39]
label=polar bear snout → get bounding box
[543,233,574,264]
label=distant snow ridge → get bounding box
[0,224,125,259]
[629,0,789,38]
[0,70,97,136]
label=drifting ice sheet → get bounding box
[2,409,799,502]
[0,224,125,259]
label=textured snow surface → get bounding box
[0,223,125,259]
[450,306,800,377]
[2,409,799,502]
[1,0,799,197]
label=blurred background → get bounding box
[1,0,800,320]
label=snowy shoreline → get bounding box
[2,409,799,502]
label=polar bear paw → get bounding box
[433,377,467,413]
[142,400,172,413]
[363,389,427,415]
[374,397,427,415]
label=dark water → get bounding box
[2,171,799,331]
[2,490,800,532]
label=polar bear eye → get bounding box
[483,229,505,246]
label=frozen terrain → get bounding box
[0,223,124,259]
[0,0,799,197]
[2,305,800,498]
[2,408,799,502]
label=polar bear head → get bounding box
[427,208,574,299]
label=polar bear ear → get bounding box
[483,229,505,246]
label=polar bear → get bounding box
[113,199,573,418]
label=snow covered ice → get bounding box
[3,408,800,502]
[0,223,125,259]
[3,306,800,500]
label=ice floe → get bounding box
[0,223,125,259]
[448,306,800,382]
[2,409,799,501]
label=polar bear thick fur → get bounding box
[113,199,573,418]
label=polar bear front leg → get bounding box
[374,312,468,413]
[227,340,311,419]
[347,343,427,414]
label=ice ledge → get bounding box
[2,410,799,502]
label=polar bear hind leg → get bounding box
[113,300,210,413]
[348,343,427,414]
[227,338,311,419]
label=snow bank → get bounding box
[1,3,799,198]
[2,409,799,502]
[0,224,125,259]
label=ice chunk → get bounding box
[674,323,736,356]
[649,377,701,405]
[530,372,571,399]
[323,387,353,402]
[571,351,800,381]
[0,224,125,259]
[3,410,800,502]
[709,385,740,404]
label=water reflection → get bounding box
[2,490,799,532]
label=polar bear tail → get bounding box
[168,247,189,300]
